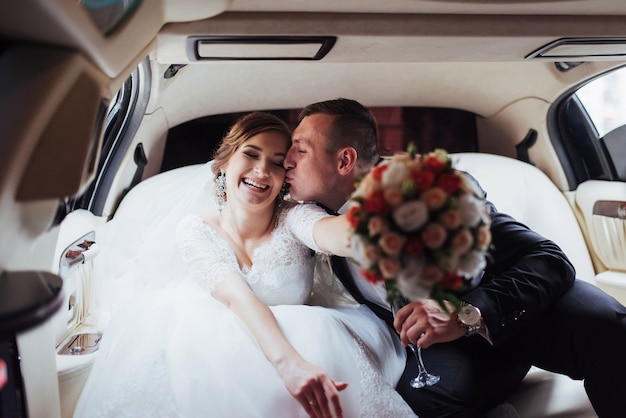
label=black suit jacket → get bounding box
[461,201,576,345]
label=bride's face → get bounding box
[224,131,289,210]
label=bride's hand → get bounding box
[278,357,348,418]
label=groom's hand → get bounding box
[393,299,465,348]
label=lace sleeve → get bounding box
[282,202,332,253]
[176,215,239,294]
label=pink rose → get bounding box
[378,257,401,279]
[421,187,448,210]
[451,228,474,255]
[368,216,388,237]
[406,157,424,172]
[350,235,381,269]
[457,250,487,277]
[384,188,404,207]
[421,223,447,249]
[439,209,462,229]
[418,263,445,287]
[378,232,406,256]
[476,224,492,250]
[355,175,381,200]
[390,154,412,166]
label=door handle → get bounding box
[59,232,99,278]
[592,200,626,219]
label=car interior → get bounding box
[2,1,626,417]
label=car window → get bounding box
[554,65,626,186]
[576,67,626,138]
[69,58,151,215]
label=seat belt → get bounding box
[119,143,148,201]
[515,129,537,165]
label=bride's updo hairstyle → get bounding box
[211,112,291,177]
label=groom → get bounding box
[284,98,626,417]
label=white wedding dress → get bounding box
[73,170,415,418]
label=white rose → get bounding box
[392,201,428,232]
[458,193,483,227]
[354,176,381,200]
[460,171,485,197]
[397,279,430,301]
[456,250,487,277]
[397,256,430,300]
[400,254,425,280]
[382,161,409,189]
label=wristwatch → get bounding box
[457,301,483,337]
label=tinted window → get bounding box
[554,65,626,186]
[577,67,626,138]
[575,66,626,182]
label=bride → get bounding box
[73,112,415,417]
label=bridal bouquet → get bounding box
[346,146,492,308]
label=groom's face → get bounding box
[285,114,339,206]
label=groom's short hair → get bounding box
[297,98,380,171]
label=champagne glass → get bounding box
[391,298,440,388]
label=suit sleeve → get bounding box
[460,202,576,346]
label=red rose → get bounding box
[362,269,384,284]
[403,236,424,256]
[441,273,463,291]
[410,170,435,191]
[346,205,362,229]
[437,173,462,193]
[423,155,447,173]
[363,190,388,214]
[371,164,388,182]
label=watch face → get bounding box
[460,305,481,326]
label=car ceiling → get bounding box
[3,1,626,75]
[3,0,626,166]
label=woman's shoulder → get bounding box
[176,214,215,241]
[280,200,328,220]
[178,214,204,228]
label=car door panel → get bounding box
[51,209,106,418]
[575,180,626,305]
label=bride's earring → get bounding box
[216,170,226,214]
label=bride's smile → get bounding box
[242,178,270,191]
[225,131,288,209]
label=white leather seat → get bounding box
[453,153,597,417]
